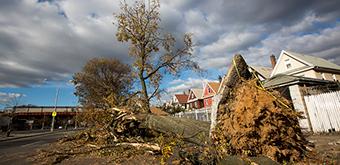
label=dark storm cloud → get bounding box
[0,0,129,87]
[0,0,339,87]
[183,0,340,68]
[0,0,21,10]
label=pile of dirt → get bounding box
[212,78,312,163]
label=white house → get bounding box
[265,50,340,133]
[271,50,340,81]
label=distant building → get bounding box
[248,66,273,81]
[202,82,220,108]
[187,88,204,110]
[171,94,189,109]
[9,105,82,130]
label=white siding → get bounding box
[273,53,307,76]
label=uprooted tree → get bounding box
[115,0,199,113]
[40,0,314,163]
[211,54,312,163]
[70,56,208,147]
[37,53,316,164]
[72,58,133,109]
[66,0,205,157]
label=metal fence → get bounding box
[173,107,212,122]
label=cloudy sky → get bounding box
[0,0,339,107]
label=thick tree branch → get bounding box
[148,84,160,101]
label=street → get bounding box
[0,130,76,165]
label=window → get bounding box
[333,74,337,81]
[208,87,211,93]
[194,102,198,108]
[284,59,291,69]
[321,73,326,80]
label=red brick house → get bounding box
[187,88,204,110]
[202,82,220,108]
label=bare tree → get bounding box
[115,0,199,113]
[0,92,24,111]
[0,92,24,136]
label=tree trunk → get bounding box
[218,54,251,107]
[139,70,150,113]
[138,115,210,145]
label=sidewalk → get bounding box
[0,128,79,142]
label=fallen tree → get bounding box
[34,54,314,164]
[32,106,211,164]
[75,107,210,146]
[139,115,210,145]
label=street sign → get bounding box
[52,111,57,117]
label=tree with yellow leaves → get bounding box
[115,0,199,113]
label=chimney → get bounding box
[270,54,277,69]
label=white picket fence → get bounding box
[304,90,340,133]
[174,107,211,122]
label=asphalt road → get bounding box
[0,130,75,165]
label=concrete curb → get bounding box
[0,130,64,142]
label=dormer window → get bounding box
[284,59,291,69]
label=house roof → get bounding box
[284,50,340,70]
[191,88,203,99]
[208,82,220,93]
[174,94,189,104]
[202,82,220,98]
[264,74,334,89]
[249,66,273,79]
[187,88,203,102]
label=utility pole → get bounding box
[51,88,60,132]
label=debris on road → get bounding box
[32,54,339,164]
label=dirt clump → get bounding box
[212,78,312,163]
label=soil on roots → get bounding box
[212,79,312,163]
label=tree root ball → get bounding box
[212,79,312,163]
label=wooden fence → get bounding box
[174,107,212,122]
[304,90,340,133]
